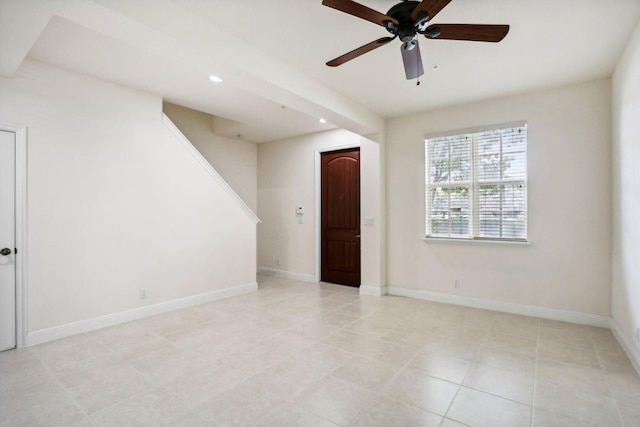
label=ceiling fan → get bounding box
[322,0,509,80]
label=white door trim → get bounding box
[314,143,360,283]
[0,122,27,349]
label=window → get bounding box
[425,123,527,241]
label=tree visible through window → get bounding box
[425,124,527,241]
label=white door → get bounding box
[0,130,16,351]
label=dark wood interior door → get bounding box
[321,148,360,287]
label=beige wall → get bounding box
[257,129,383,289]
[386,79,612,315]
[612,20,640,365]
[360,137,384,290]
[162,102,258,212]
[0,60,257,335]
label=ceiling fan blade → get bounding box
[400,40,424,80]
[322,0,398,27]
[411,0,452,23]
[425,24,510,42]
[327,37,395,67]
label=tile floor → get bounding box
[1,275,640,426]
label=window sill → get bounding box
[423,237,531,246]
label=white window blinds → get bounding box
[425,124,527,241]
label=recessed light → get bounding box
[209,75,223,83]
[432,65,439,71]
[319,118,327,124]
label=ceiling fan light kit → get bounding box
[322,0,509,81]
[401,39,424,80]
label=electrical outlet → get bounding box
[140,288,147,299]
[453,279,460,288]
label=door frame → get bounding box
[314,143,360,283]
[0,122,27,349]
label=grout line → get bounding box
[440,319,493,425]
[530,318,541,427]
[596,345,628,427]
[36,341,99,426]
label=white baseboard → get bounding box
[387,286,611,328]
[26,282,257,347]
[359,285,388,297]
[257,267,316,283]
[610,319,640,376]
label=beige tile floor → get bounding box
[1,275,640,426]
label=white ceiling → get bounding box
[2,0,640,143]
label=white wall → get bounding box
[386,79,612,316]
[162,102,258,212]
[257,129,383,290]
[0,59,257,337]
[360,138,384,291]
[612,20,640,366]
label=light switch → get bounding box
[363,216,374,225]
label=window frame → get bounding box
[425,122,528,243]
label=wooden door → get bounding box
[321,148,360,287]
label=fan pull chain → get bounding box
[416,38,421,86]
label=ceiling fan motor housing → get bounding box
[386,0,422,42]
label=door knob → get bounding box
[1,248,12,256]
